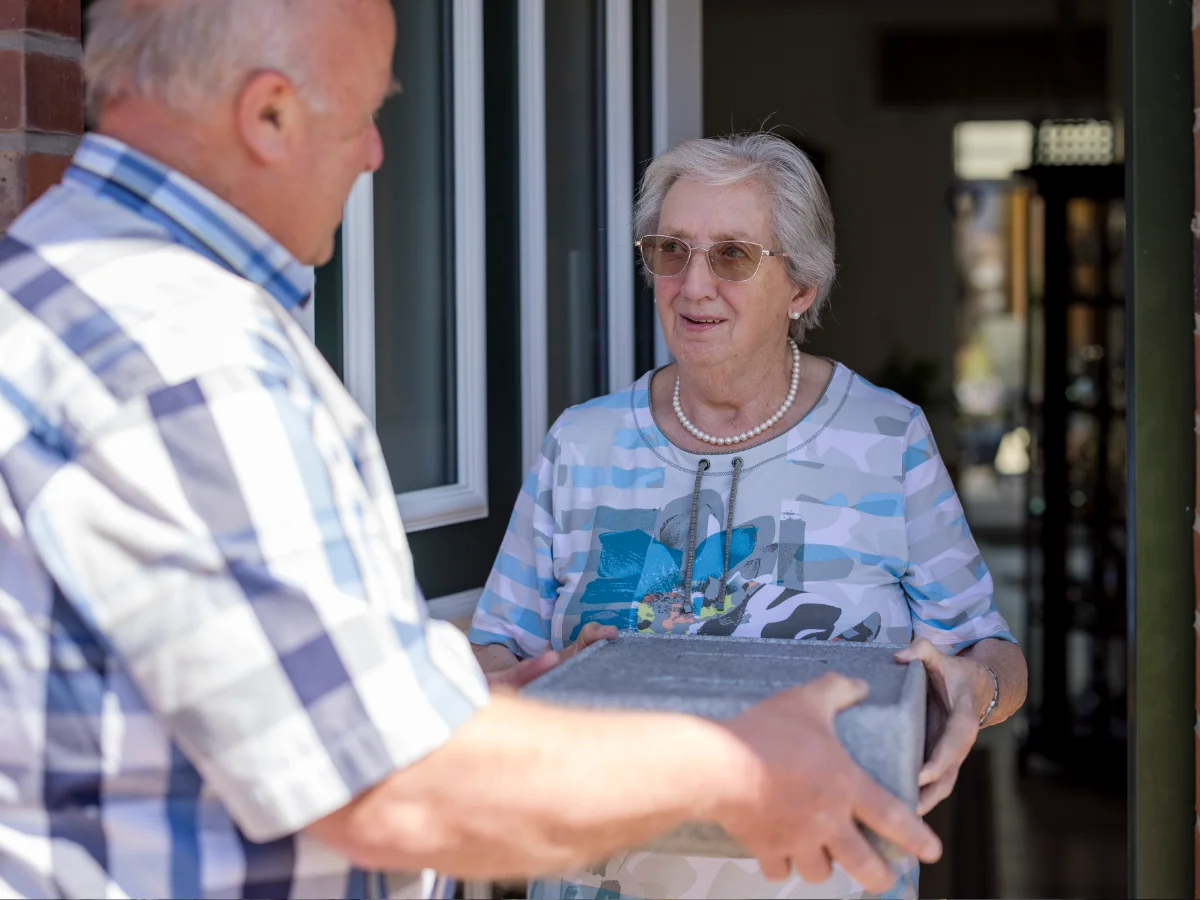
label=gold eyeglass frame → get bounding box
[634,234,789,283]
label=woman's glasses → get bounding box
[635,234,788,283]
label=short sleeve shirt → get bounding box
[471,363,1014,900]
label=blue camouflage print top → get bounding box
[471,362,1014,900]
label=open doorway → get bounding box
[704,1,1127,895]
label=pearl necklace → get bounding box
[673,339,802,446]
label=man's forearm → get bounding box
[962,637,1027,726]
[308,693,753,879]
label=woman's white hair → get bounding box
[83,0,330,124]
[633,132,837,342]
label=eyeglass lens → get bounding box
[639,235,764,282]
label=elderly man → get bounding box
[0,1,941,898]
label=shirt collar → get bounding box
[64,133,315,312]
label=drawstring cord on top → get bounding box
[680,459,710,595]
[679,456,744,603]
[716,456,744,600]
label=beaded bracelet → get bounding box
[979,664,1000,727]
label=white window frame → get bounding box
[518,0,548,472]
[650,0,703,368]
[340,0,489,533]
[606,0,636,395]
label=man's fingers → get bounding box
[788,844,833,885]
[825,826,895,894]
[754,853,791,882]
[804,672,870,719]
[919,709,977,785]
[851,776,942,864]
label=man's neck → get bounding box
[100,101,242,199]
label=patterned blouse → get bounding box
[470,362,1014,900]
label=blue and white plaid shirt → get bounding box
[0,134,489,899]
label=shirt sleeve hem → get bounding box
[928,627,1018,653]
[220,672,490,843]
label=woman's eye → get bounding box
[661,240,684,253]
[721,244,748,259]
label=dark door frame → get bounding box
[1126,1,1196,897]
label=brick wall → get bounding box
[0,0,83,231]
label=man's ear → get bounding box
[235,71,302,164]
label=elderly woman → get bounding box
[469,133,1027,900]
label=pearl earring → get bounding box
[789,311,801,320]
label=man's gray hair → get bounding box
[633,133,837,341]
[83,0,330,124]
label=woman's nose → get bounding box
[680,246,717,296]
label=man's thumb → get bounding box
[809,672,870,717]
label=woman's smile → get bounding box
[678,312,728,332]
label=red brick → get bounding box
[1195,522,1200,601]
[24,51,82,135]
[1196,438,1200,530]
[0,0,80,38]
[1194,26,1200,104]
[0,0,22,31]
[26,151,67,203]
[1195,240,1200,316]
[1195,132,1200,214]
[0,49,22,130]
[0,149,25,231]
[1195,333,1200,399]
[26,0,79,39]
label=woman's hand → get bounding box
[894,637,994,816]
[485,651,561,692]
[475,623,618,694]
[559,622,619,663]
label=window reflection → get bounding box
[545,0,606,421]
[373,0,456,493]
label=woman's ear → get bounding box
[789,282,818,319]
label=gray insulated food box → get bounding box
[521,631,927,862]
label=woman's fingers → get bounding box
[894,637,941,668]
[485,651,560,691]
[917,765,961,816]
[901,637,983,801]
[576,622,619,649]
[919,705,978,786]
[896,638,953,707]
[557,623,619,663]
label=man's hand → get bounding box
[716,673,942,893]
